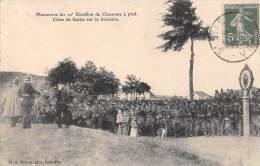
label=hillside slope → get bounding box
[0,124,219,166]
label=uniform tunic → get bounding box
[21,82,40,128]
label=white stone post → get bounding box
[242,95,250,137]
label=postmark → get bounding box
[209,4,259,63]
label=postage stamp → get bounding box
[224,4,259,46]
[208,4,259,63]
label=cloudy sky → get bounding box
[1,0,260,96]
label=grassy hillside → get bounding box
[0,124,219,166]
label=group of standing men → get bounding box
[1,76,40,128]
[1,76,72,129]
[108,99,260,137]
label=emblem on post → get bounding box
[239,64,254,97]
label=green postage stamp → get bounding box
[224,4,259,46]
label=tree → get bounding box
[78,61,120,99]
[137,81,151,99]
[77,61,99,94]
[123,75,151,100]
[47,58,78,86]
[93,67,120,98]
[158,0,210,100]
[125,74,140,100]
[78,61,98,83]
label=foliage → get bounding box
[47,59,120,100]
[35,59,121,124]
[137,82,151,95]
[77,61,120,98]
[47,58,78,86]
[158,0,210,52]
[122,74,151,100]
[32,88,57,123]
[158,0,211,101]
[32,82,92,124]
[93,67,120,96]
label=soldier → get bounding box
[55,83,72,128]
[206,103,214,136]
[185,103,193,137]
[190,102,196,136]
[223,103,233,135]
[217,102,225,136]
[250,102,259,136]
[199,103,207,136]
[205,103,211,136]
[214,90,220,101]
[194,103,202,136]
[220,89,224,102]
[20,75,40,129]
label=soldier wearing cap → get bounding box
[193,103,200,136]
[217,102,225,135]
[55,83,72,128]
[20,75,40,129]
[185,103,193,137]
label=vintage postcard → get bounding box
[0,0,260,166]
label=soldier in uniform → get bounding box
[250,102,259,136]
[217,102,225,136]
[201,103,208,136]
[235,102,243,136]
[194,103,202,136]
[211,103,218,136]
[21,75,40,129]
[223,103,233,135]
[55,83,72,128]
[207,103,215,136]
[185,103,194,137]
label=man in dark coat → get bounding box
[55,84,72,128]
[21,75,40,129]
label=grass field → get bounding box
[0,124,259,166]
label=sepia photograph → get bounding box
[0,0,260,166]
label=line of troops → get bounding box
[91,99,260,137]
[7,76,260,138]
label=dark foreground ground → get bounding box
[0,124,259,166]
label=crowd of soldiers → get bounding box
[35,87,260,137]
[3,75,260,137]
[68,89,260,137]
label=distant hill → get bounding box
[0,71,49,108]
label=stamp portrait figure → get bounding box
[230,7,253,43]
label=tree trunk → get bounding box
[189,38,194,101]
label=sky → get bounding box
[1,0,260,96]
